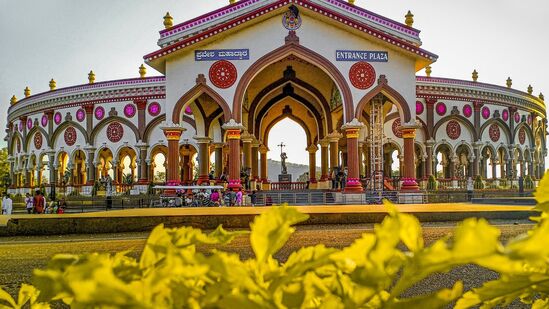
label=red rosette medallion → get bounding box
[446,120,461,140]
[64,127,77,146]
[209,60,237,89]
[349,61,376,90]
[34,132,43,149]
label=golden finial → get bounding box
[425,65,432,77]
[24,87,31,98]
[540,93,545,101]
[405,11,414,27]
[139,64,147,79]
[506,77,512,88]
[49,78,56,91]
[348,0,355,4]
[229,0,237,3]
[10,95,17,106]
[472,70,478,82]
[527,85,533,95]
[163,12,173,29]
[88,70,95,84]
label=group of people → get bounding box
[170,188,258,207]
[25,191,67,214]
[0,190,66,215]
[331,167,348,190]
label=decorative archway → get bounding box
[355,75,412,123]
[90,117,140,144]
[479,118,512,145]
[433,115,477,141]
[171,78,232,124]
[233,36,354,123]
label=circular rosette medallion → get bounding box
[282,10,302,30]
[392,118,402,138]
[489,123,500,142]
[349,62,376,90]
[64,127,77,146]
[446,120,461,140]
[519,127,526,145]
[209,60,237,89]
[107,122,124,143]
[34,132,43,149]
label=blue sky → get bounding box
[1,0,547,165]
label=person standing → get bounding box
[25,193,34,214]
[250,190,257,207]
[33,190,44,214]
[2,193,13,215]
[236,188,243,206]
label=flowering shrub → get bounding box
[1,174,549,308]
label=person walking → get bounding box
[25,193,34,214]
[1,193,13,215]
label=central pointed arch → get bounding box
[233,38,353,123]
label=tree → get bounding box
[0,147,11,192]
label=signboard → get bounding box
[195,49,249,61]
[336,50,389,62]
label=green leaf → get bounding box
[392,281,463,309]
[250,205,309,263]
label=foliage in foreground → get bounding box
[2,175,549,308]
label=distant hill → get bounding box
[267,159,320,182]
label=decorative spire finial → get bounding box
[229,0,237,3]
[163,12,173,29]
[527,85,533,95]
[540,93,545,101]
[139,64,147,79]
[348,0,355,4]
[24,87,31,98]
[425,65,432,77]
[10,95,17,106]
[506,77,512,88]
[472,70,478,82]
[88,70,95,84]
[49,78,56,91]
[405,11,414,27]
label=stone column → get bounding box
[162,125,185,186]
[241,132,254,174]
[85,146,96,184]
[213,143,224,179]
[473,101,483,138]
[222,120,245,190]
[307,144,318,184]
[342,120,364,193]
[425,140,434,177]
[328,132,342,178]
[259,144,269,183]
[136,143,149,184]
[425,98,436,137]
[83,104,94,134]
[401,127,419,191]
[134,99,148,137]
[194,136,212,184]
[181,149,191,183]
[492,159,498,179]
[472,142,482,177]
[47,150,56,198]
[319,139,329,181]
[251,139,260,180]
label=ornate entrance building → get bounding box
[6,0,547,195]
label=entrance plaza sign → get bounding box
[195,49,249,61]
[336,50,389,62]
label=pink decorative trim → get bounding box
[160,0,419,40]
[463,104,472,118]
[346,177,361,186]
[502,109,509,121]
[145,0,437,62]
[41,115,48,127]
[148,102,161,116]
[482,106,490,119]
[54,112,62,125]
[417,76,543,101]
[11,76,165,107]
[436,102,446,116]
[76,109,86,122]
[95,106,105,120]
[416,101,424,115]
[124,103,136,118]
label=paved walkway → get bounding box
[0,203,534,227]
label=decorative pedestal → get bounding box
[344,178,363,193]
[278,174,292,182]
